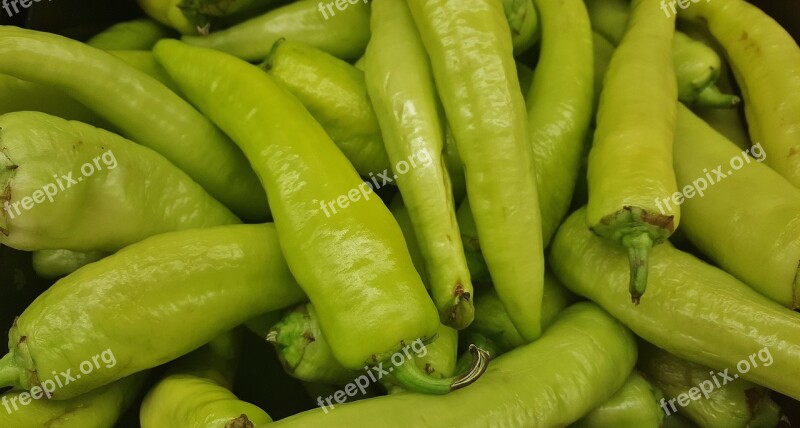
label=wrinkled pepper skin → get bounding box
[31,249,106,279]
[0,373,147,428]
[639,342,782,428]
[0,112,240,252]
[0,27,267,221]
[674,105,800,309]
[679,0,800,189]
[0,224,305,399]
[154,40,439,371]
[87,18,172,50]
[266,302,635,427]
[182,0,371,62]
[407,0,545,342]
[573,372,663,428]
[265,40,390,177]
[365,0,473,329]
[550,207,800,400]
[586,0,679,303]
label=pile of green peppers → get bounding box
[0,0,799,426]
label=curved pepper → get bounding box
[0,27,267,221]
[0,224,306,399]
[586,0,679,303]
[0,74,104,126]
[87,18,173,50]
[550,207,800,400]
[31,249,106,279]
[138,0,280,34]
[573,372,663,428]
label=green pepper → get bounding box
[586,0,679,304]
[182,0,370,62]
[365,0,473,329]
[590,32,615,114]
[0,224,306,399]
[383,325,459,396]
[138,0,281,34]
[550,207,800,401]
[87,18,173,50]
[264,302,636,427]
[0,74,104,126]
[0,27,267,221]
[388,195,430,288]
[502,0,539,55]
[573,372,663,428]
[154,41,478,395]
[0,373,147,428]
[264,39,390,177]
[673,105,800,309]
[639,341,782,428]
[31,249,106,279]
[407,0,545,342]
[678,0,800,189]
[107,50,182,95]
[0,112,239,252]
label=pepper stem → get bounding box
[455,334,498,374]
[694,84,741,109]
[391,344,490,394]
[623,233,653,305]
[0,353,20,389]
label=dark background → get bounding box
[0,0,798,426]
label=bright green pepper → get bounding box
[266,302,636,427]
[365,0,473,329]
[673,105,800,309]
[0,27,267,221]
[639,341,782,428]
[407,0,545,342]
[107,50,182,94]
[389,195,430,288]
[502,0,539,55]
[573,372,663,428]
[182,0,370,62]
[0,224,305,399]
[550,207,800,400]
[154,41,460,394]
[87,18,173,50]
[0,74,104,126]
[0,373,147,428]
[0,112,239,252]
[138,0,281,34]
[679,0,800,189]
[591,32,615,114]
[586,0,679,303]
[31,249,106,279]
[264,39,390,177]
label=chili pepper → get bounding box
[585,0,739,109]
[573,372,663,428]
[153,41,481,395]
[264,302,636,427]
[0,27,267,221]
[407,0,545,342]
[389,195,430,288]
[679,0,800,189]
[673,105,800,309]
[107,50,182,94]
[182,0,370,62]
[0,373,147,428]
[31,249,106,279]
[264,39,390,177]
[0,224,306,399]
[664,413,699,428]
[86,18,173,50]
[455,199,492,286]
[138,0,280,34]
[639,341,782,428]
[549,207,800,400]
[502,0,539,55]
[591,32,615,114]
[0,111,239,252]
[365,0,473,329]
[516,62,533,102]
[0,74,104,126]
[381,325,459,395]
[586,0,679,304]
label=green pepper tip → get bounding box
[693,84,741,109]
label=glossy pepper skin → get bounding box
[0,27,267,221]
[639,342,782,428]
[0,224,305,399]
[586,0,679,304]
[679,0,800,189]
[365,0,473,329]
[407,0,545,342]
[674,105,800,309]
[573,372,663,428]
[550,207,800,401]
[266,302,635,428]
[0,112,240,252]
[264,40,390,177]
[182,0,370,62]
[154,40,440,372]
[0,373,147,428]
[87,18,172,50]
